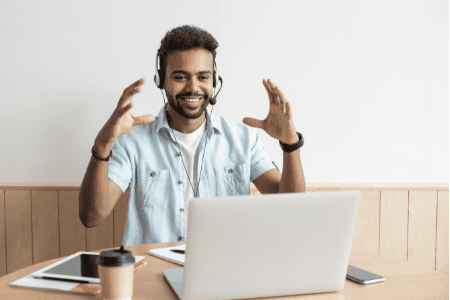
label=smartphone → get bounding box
[346,265,385,284]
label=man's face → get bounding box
[164,48,214,120]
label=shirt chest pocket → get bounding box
[214,163,250,196]
[141,169,170,208]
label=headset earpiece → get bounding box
[154,50,164,89]
[213,60,218,88]
[158,70,164,89]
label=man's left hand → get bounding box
[243,79,299,145]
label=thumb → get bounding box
[243,117,263,129]
[134,114,155,126]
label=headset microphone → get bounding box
[209,76,223,105]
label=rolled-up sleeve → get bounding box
[108,137,133,192]
[249,129,279,182]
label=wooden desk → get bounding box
[0,242,448,300]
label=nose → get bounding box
[185,77,201,95]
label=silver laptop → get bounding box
[163,191,360,300]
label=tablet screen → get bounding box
[42,254,99,278]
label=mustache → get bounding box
[176,93,207,98]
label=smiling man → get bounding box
[164,48,214,131]
[79,25,305,246]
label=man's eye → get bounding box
[200,76,209,80]
[174,76,186,80]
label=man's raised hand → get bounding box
[96,78,155,148]
[243,79,298,145]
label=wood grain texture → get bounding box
[408,191,437,271]
[0,190,5,277]
[1,182,448,191]
[5,190,32,274]
[1,246,448,300]
[114,189,130,247]
[0,183,448,278]
[31,190,59,265]
[436,191,449,273]
[380,191,408,261]
[308,186,342,192]
[350,191,380,256]
[59,190,86,257]
[303,183,449,191]
[87,208,114,252]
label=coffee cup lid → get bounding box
[96,245,136,267]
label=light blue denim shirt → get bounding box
[108,102,279,246]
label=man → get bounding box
[79,25,305,246]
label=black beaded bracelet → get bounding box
[91,145,112,161]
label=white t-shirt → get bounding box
[171,120,207,205]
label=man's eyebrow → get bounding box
[170,70,212,75]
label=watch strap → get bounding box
[279,132,304,153]
[91,145,112,161]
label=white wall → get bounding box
[0,0,448,183]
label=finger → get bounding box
[263,79,276,104]
[116,101,134,118]
[118,86,142,108]
[285,101,292,119]
[243,117,264,129]
[274,85,287,105]
[125,78,146,92]
[134,114,156,126]
[274,86,287,113]
[267,79,280,106]
[119,78,146,107]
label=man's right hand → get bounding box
[94,78,155,157]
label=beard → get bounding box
[166,91,210,120]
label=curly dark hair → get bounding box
[157,25,219,87]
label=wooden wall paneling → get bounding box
[87,208,114,252]
[350,191,380,256]
[5,190,32,274]
[436,191,449,273]
[0,190,5,277]
[408,191,437,271]
[380,191,408,261]
[309,187,341,192]
[113,190,130,247]
[0,183,447,277]
[59,190,86,257]
[31,190,59,265]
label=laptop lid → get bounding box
[174,191,359,300]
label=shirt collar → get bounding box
[156,102,222,137]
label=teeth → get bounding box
[181,97,201,102]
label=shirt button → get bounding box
[178,180,183,184]
[150,172,155,177]
[228,169,233,173]
[176,152,181,156]
[180,208,185,212]
[178,236,183,241]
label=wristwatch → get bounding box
[279,132,304,153]
[91,145,112,161]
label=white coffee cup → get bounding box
[96,245,136,300]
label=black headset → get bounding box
[153,49,223,105]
